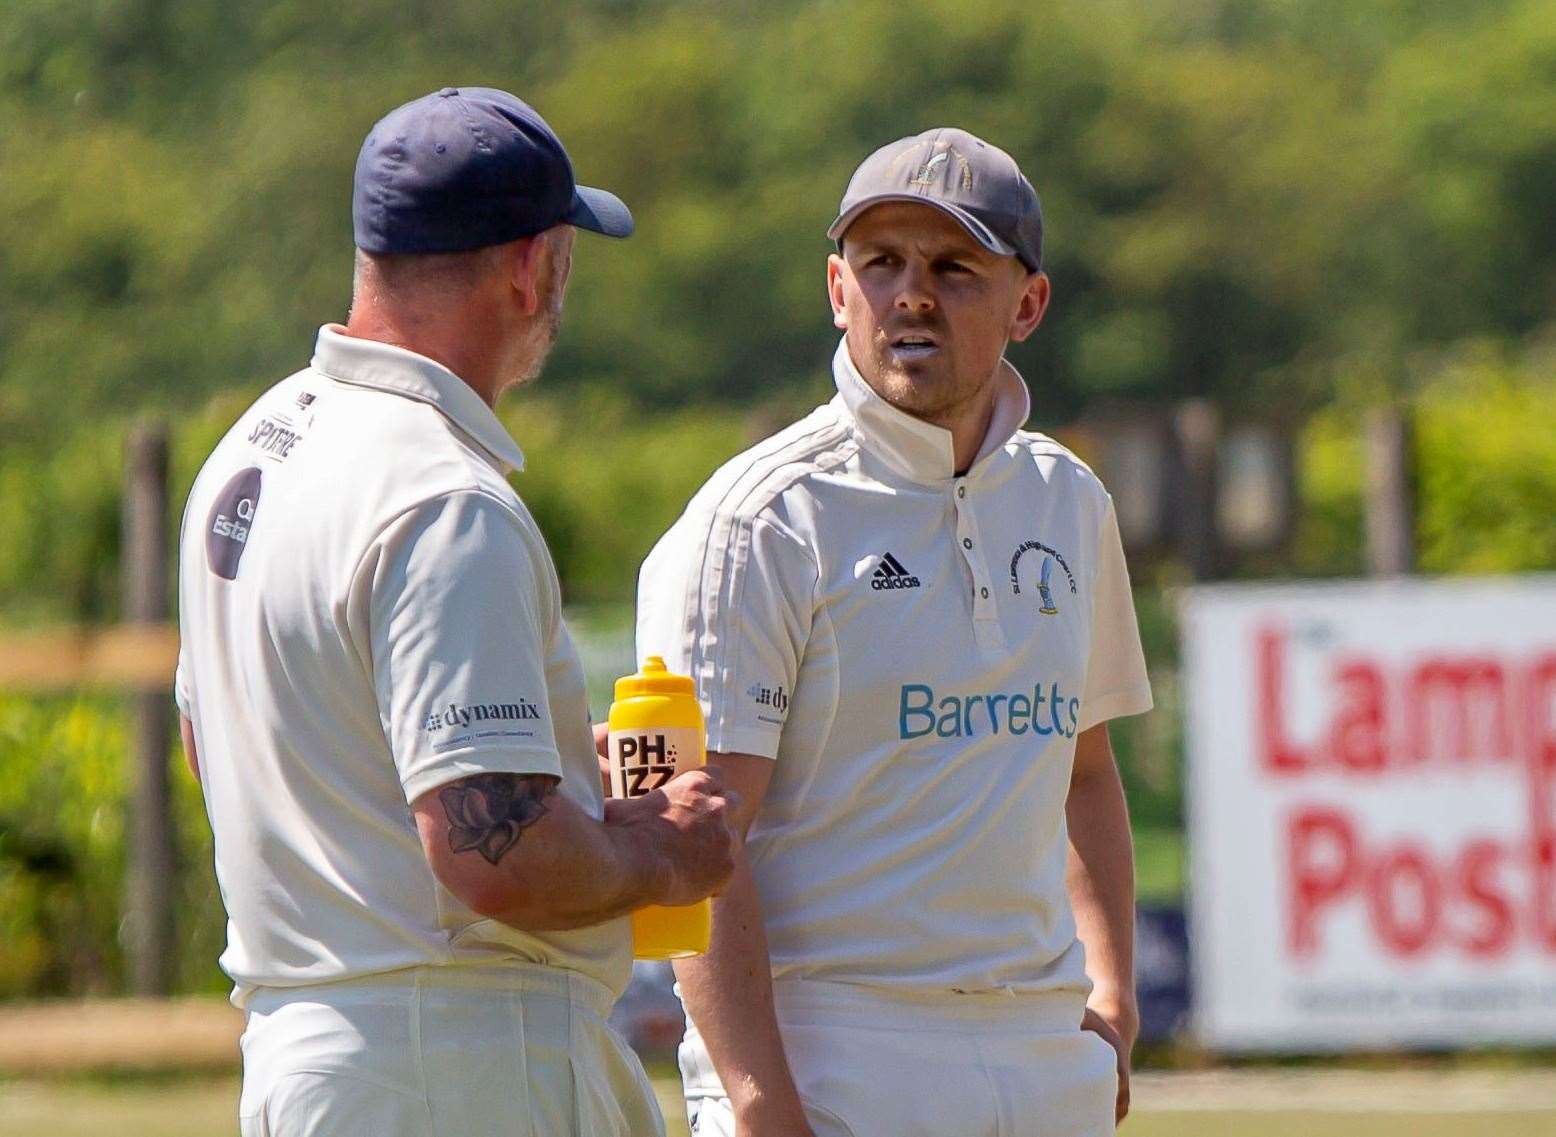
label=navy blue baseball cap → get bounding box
[353,87,633,254]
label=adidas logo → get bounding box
[871,552,922,591]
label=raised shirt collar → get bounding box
[310,324,527,474]
[831,337,1032,484]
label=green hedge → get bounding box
[0,694,226,997]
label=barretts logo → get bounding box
[898,681,1080,740]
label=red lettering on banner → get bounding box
[1261,627,1556,962]
[1367,844,1439,957]
[1287,807,1358,956]
[1284,809,1523,961]
[1331,661,1387,773]
[1527,656,1556,949]
[1458,840,1515,958]
[1527,655,1556,840]
[1258,627,1310,773]
[1408,658,1511,765]
[1534,836,1556,951]
[1254,628,1545,777]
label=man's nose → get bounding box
[893,263,935,312]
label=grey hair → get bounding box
[350,244,511,307]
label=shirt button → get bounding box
[962,537,973,549]
[957,486,966,499]
[980,587,989,599]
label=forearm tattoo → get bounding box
[439,773,557,865]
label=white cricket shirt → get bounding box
[176,325,629,1007]
[638,339,1152,997]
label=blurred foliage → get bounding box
[3,0,1553,614]
[0,695,225,997]
[501,393,754,604]
[2,0,1555,438]
[1294,335,1556,578]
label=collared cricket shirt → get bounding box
[638,339,1152,997]
[176,325,629,1007]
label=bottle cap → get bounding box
[613,655,696,701]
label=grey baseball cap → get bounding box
[827,128,1043,272]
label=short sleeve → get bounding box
[637,507,816,760]
[1078,496,1153,733]
[173,496,195,718]
[368,490,564,803]
[174,652,193,717]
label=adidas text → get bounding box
[871,552,922,591]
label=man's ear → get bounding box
[1008,270,1051,343]
[827,253,849,331]
[503,234,547,317]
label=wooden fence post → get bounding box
[1171,399,1223,580]
[122,420,177,995]
[1364,405,1416,576]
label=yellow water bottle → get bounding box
[607,656,712,959]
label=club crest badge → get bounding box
[1037,557,1060,615]
[1010,540,1077,615]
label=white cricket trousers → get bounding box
[679,980,1118,1137]
[238,963,663,1137]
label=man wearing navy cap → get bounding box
[175,87,737,1136]
[637,128,1152,1135]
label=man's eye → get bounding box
[938,261,973,274]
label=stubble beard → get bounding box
[506,261,567,392]
[856,326,989,427]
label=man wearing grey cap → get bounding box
[636,128,1152,1135]
[175,87,738,1136]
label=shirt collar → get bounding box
[830,337,1031,484]
[310,324,526,473]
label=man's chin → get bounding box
[879,359,952,396]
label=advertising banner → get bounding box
[1183,577,1556,1049]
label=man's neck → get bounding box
[909,381,998,476]
[343,304,522,408]
[944,397,996,476]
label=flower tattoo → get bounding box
[439,773,557,865]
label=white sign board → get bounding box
[1183,577,1556,1050]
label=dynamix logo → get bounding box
[747,682,789,712]
[899,681,1080,740]
[424,699,542,733]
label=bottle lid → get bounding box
[613,655,696,701]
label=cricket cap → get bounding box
[827,128,1042,272]
[353,86,633,254]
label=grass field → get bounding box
[4,1071,1556,1137]
[5,1001,1556,1136]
